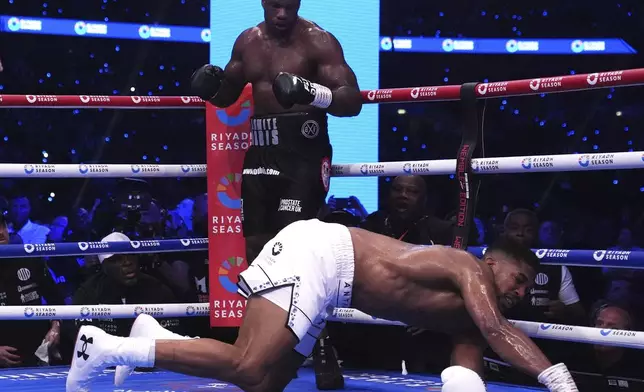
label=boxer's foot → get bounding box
[67,326,154,392]
[313,336,344,390]
[115,314,193,386]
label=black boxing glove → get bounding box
[190,64,225,101]
[273,72,333,110]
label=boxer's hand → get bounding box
[190,64,225,101]
[273,72,332,109]
[441,366,486,392]
[538,363,579,392]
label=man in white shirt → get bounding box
[7,195,50,244]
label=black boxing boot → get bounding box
[313,335,344,390]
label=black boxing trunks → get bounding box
[241,111,332,237]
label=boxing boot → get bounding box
[441,366,486,392]
[313,336,345,390]
[67,325,155,392]
[115,314,195,386]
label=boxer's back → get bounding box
[348,228,483,333]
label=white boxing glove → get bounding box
[441,366,486,392]
[538,363,579,392]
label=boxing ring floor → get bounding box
[0,366,544,391]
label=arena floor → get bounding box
[0,366,544,391]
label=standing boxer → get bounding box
[191,0,362,388]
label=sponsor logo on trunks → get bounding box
[521,156,554,170]
[366,89,393,101]
[216,173,242,210]
[186,304,210,316]
[530,288,548,295]
[471,159,500,172]
[23,243,55,255]
[410,87,439,100]
[600,329,636,337]
[24,164,55,174]
[577,153,615,168]
[278,199,302,213]
[78,164,108,174]
[25,95,58,104]
[540,324,574,332]
[17,268,31,282]
[339,281,352,308]
[130,164,160,173]
[181,164,207,173]
[21,291,39,303]
[321,157,331,192]
[586,71,623,86]
[360,164,385,175]
[17,283,36,293]
[133,306,164,317]
[301,120,320,139]
[402,162,431,174]
[534,249,570,259]
[80,306,112,317]
[216,99,252,127]
[593,250,631,262]
[532,297,550,307]
[250,117,279,147]
[535,273,549,286]
[211,215,242,234]
[78,95,110,103]
[211,131,251,151]
[477,82,508,96]
[272,242,283,256]
[23,307,56,318]
[529,77,563,92]
[129,240,161,250]
[242,167,280,176]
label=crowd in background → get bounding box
[0,0,643,389]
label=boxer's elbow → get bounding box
[329,87,363,117]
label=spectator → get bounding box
[538,220,564,248]
[611,227,642,251]
[0,214,63,367]
[7,194,49,244]
[361,176,453,245]
[46,215,81,305]
[573,301,643,378]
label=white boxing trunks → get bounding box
[237,218,355,356]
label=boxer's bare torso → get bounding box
[349,228,510,334]
[228,19,337,115]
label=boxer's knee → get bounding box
[235,356,269,389]
[440,366,486,392]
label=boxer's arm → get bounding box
[311,31,362,117]
[456,261,552,379]
[451,333,486,377]
[208,31,248,108]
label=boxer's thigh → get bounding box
[241,148,280,238]
[271,154,331,229]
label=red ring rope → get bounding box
[0,68,641,108]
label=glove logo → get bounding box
[535,249,548,259]
[593,250,606,261]
[272,242,283,256]
[301,120,319,139]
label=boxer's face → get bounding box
[487,255,535,310]
[262,0,300,33]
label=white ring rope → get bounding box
[3,151,643,178]
[5,303,643,349]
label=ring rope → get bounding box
[3,303,642,349]
[3,151,643,178]
[0,68,641,108]
[0,241,641,269]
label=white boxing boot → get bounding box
[114,314,194,386]
[66,325,155,392]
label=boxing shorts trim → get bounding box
[236,219,354,356]
[249,111,329,151]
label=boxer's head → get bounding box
[483,237,540,310]
[262,0,300,34]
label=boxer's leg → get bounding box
[155,295,299,391]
